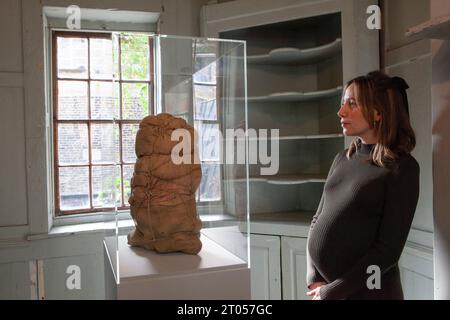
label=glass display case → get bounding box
[103,34,249,295]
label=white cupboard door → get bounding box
[250,234,281,300]
[281,236,309,300]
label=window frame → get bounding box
[52,30,154,216]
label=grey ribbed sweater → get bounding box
[306,142,420,300]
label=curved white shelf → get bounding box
[238,133,344,142]
[266,174,326,185]
[248,86,342,103]
[242,211,314,237]
[246,133,344,141]
[230,173,327,185]
[251,211,315,223]
[247,38,342,65]
[281,133,343,140]
[406,15,450,40]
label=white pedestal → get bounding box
[104,233,250,300]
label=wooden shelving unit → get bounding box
[220,12,344,224]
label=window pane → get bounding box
[195,122,221,162]
[122,124,139,163]
[91,124,119,164]
[90,81,119,120]
[123,164,134,206]
[58,81,88,120]
[112,35,120,79]
[57,37,88,79]
[194,55,216,84]
[58,123,89,165]
[90,38,113,79]
[59,166,90,210]
[92,165,121,208]
[120,34,149,80]
[122,83,148,120]
[194,85,217,120]
[164,78,191,117]
[199,163,221,202]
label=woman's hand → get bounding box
[307,282,326,300]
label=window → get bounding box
[53,31,152,216]
[193,51,222,203]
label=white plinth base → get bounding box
[104,233,250,300]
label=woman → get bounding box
[305,71,420,300]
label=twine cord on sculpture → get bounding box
[145,167,196,241]
[189,170,198,231]
[145,188,156,241]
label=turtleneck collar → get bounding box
[356,140,375,155]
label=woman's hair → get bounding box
[344,70,416,167]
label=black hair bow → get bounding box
[391,76,410,115]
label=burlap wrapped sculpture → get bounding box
[128,113,202,254]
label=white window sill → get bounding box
[27,218,136,241]
[52,210,131,227]
[27,206,238,241]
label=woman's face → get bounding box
[337,84,380,143]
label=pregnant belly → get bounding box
[308,216,376,280]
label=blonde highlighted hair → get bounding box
[344,71,416,167]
